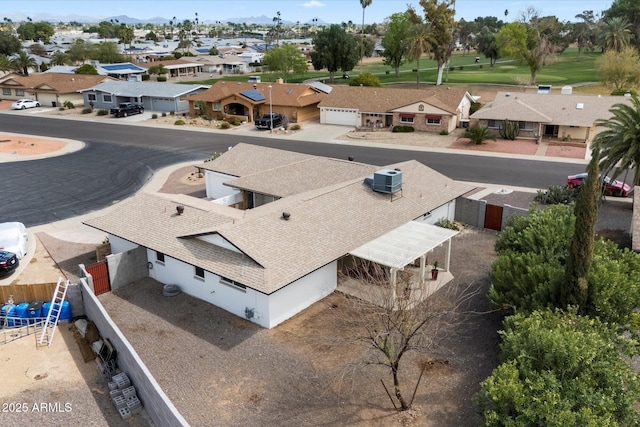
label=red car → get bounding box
[566,173,632,197]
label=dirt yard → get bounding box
[0,133,66,156]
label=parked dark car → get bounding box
[0,251,18,276]
[255,113,288,130]
[110,102,144,118]
[567,172,632,197]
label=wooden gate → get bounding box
[86,260,110,296]
[484,204,503,231]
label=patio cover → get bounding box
[349,221,458,269]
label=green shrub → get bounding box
[162,112,167,117]
[348,72,383,87]
[289,123,301,131]
[439,130,449,135]
[174,119,185,125]
[534,185,579,205]
[157,75,167,82]
[499,119,520,140]
[464,125,496,145]
[610,88,638,97]
[58,107,65,111]
[81,108,92,114]
[63,100,75,109]
[458,66,464,71]
[219,121,231,129]
[449,66,455,71]
[169,111,174,116]
[228,117,241,126]
[434,217,459,230]
[97,109,109,116]
[392,125,415,133]
[151,113,158,119]
[141,74,150,81]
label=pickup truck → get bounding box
[110,102,144,118]
[255,113,287,130]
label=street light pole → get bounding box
[268,84,273,133]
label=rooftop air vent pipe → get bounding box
[176,205,184,215]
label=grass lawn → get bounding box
[185,48,607,89]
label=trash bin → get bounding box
[52,101,57,107]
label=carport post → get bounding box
[445,239,452,272]
[419,254,426,284]
[390,267,397,300]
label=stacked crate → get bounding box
[108,372,143,420]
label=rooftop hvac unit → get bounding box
[372,169,403,194]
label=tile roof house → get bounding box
[184,81,329,123]
[0,72,115,107]
[84,143,474,328]
[470,91,632,144]
[78,80,210,113]
[317,85,476,132]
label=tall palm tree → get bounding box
[360,0,372,64]
[598,16,632,52]
[11,51,37,76]
[592,95,640,187]
[406,22,435,88]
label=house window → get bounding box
[103,94,112,103]
[426,115,442,125]
[88,94,97,102]
[195,266,205,279]
[156,251,165,264]
[212,102,221,111]
[15,89,24,96]
[400,116,414,123]
[220,276,247,292]
[2,88,10,96]
[518,121,534,131]
[487,120,500,129]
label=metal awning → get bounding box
[349,221,458,270]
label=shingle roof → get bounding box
[317,85,472,114]
[0,73,114,94]
[184,81,327,107]
[137,59,203,70]
[471,92,632,126]
[79,80,210,98]
[85,144,474,294]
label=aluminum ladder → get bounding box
[38,277,69,347]
[0,319,45,345]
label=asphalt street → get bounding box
[0,114,588,227]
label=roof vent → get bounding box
[176,205,184,215]
[282,212,291,220]
[576,103,584,110]
[372,169,403,194]
[505,93,510,97]
[561,85,572,95]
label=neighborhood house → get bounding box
[84,144,474,328]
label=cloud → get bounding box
[301,1,325,8]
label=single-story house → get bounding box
[184,81,329,122]
[0,72,114,107]
[470,91,632,144]
[97,62,148,80]
[79,80,210,112]
[317,85,476,132]
[84,143,474,328]
[138,59,204,79]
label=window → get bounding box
[15,89,24,96]
[102,94,112,103]
[2,88,10,96]
[212,102,221,111]
[518,121,534,131]
[88,94,97,101]
[400,116,414,124]
[426,115,441,125]
[195,266,205,279]
[487,120,500,129]
[220,276,247,291]
[156,251,165,263]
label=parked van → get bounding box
[247,76,261,83]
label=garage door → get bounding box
[322,108,358,126]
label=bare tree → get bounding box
[332,258,478,411]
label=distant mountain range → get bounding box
[4,13,327,26]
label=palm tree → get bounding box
[11,51,37,76]
[592,95,640,187]
[464,126,496,145]
[406,22,435,88]
[50,51,70,66]
[0,54,11,75]
[360,0,372,64]
[598,16,632,52]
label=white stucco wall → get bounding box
[205,170,240,200]
[261,262,337,328]
[109,234,139,253]
[414,200,456,225]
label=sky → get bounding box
[4,0,614,24]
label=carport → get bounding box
[348,221,458,299]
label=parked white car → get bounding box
[0,222,28,259]
[11,99,40,110]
